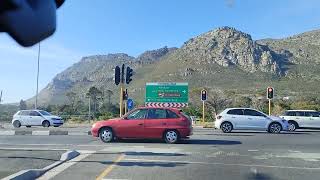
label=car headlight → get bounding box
[92,123,97,128]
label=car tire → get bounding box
[163,130,179,144]
[99,127,114,143]
[288,121,298,132]
[42,120,50,128]
[221,122,233,133]
[13,120,21,128]
[268,122,282,134]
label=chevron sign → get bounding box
[145,102,188,108]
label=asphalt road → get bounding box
[0,149,65,179]
[1,128,320,180]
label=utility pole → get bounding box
[35,43,40,109]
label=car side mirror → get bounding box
[0,0,65,47]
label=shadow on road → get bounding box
[247,172,274,180]
[180,139,242,145]
[114,138,241,145]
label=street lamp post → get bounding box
[35,43,40,109]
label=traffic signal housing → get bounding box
[114,66,121,85]
[201,89,207,101]
[267,87,274,99]
[126,67,133,84]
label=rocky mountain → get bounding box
[29,27,320,105]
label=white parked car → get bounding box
[215,108,289,133]
[280,110,320,131]
[12,110,64,128]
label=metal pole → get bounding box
[124,99,127,114]
[202,101,205,123]
[120,85,123,117]
[35,43,40,109]
[88,97,91,121]
[268,99,271,116]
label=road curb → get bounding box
[2,150,80,180]
[0,130,92,136]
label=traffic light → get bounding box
[267,87,274,99]
[121,64,125,84]
[201,89,207,101]
[126,67,133,84]
[114,66,121,85]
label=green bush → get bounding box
[98,112,115,120]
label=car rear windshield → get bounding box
[227,109,244,115]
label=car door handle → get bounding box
[231,117,236,118]
[162,123,167,125]
[248,118,252,120]
[138,123,143,126]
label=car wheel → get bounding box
[42,120,50,128]
[268,122,282,134]
[99,127,114,143]
[164,130,179,144]
[26,126,31,128]
[221,122,233,133]
[288,121,298,132]
[13,120,21,128]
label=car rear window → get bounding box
[284,111,296,116]
[19,111,30,116]
[166,110,179,118]
[296,111,305,116]
[227,109,244,115]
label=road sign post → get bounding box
[145,82,188,108]
[201,89,207,123]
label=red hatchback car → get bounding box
[91,107,193,143]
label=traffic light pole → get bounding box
[202,101,205,123]
[268,99,271,116]
[120,84,123,117]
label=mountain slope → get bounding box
[29,27,320,105]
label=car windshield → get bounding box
[38,110,51,116]
[2,1,320,180]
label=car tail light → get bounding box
[216,115,222,120]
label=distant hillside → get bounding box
[28,27,320,105]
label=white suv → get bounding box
[280,110,320,131]
[215,108,289,133]
[12,110,64,128]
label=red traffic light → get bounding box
[267,87,274,99]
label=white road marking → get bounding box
[248,149,259,152]
[68,132,89,136]
[0,147,69,151]
[32,131,50,135]
[0,131,15,135]
[288,150,301,153]
[37,150,96,180]
[103,179,129,180]
[124,158,320,170]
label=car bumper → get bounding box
[91,128,99,137]
[178,127,193,137]
[215,120,222,129]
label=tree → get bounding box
[104,89,113,105]
[66,91,77,113]
[19,99,27,110]
[86,86,103,116]
[206,90,230,119]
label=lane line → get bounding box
[96,154,125,180]
[37,150,96,180]
[248,149,259,152]
[124,158,320,170]
[0,147,69,151]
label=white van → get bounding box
[280,110,320,131]
[12,110,64,128]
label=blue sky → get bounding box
[1,0,320,103]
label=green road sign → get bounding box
[145,82,189,103]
